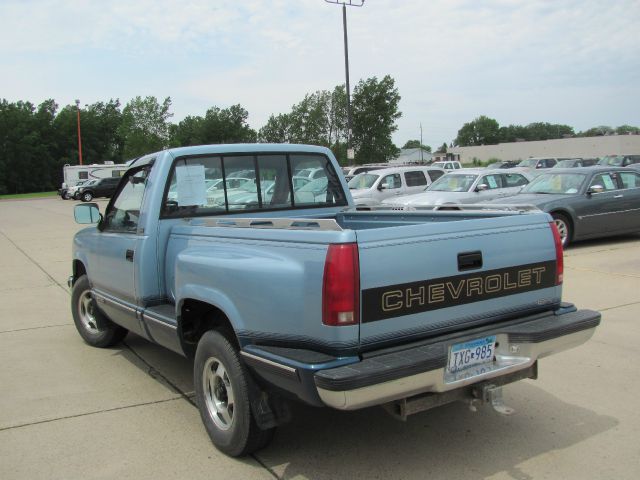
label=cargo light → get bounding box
[549,221,564,285]
[322,243,360,326]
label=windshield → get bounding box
[427,174,477,192]
[522,173,586,194]
[298,177,328,193]
[555,160,577,168]
[598,156,623,166]
[518,159,539,168]
[348,173,379,190]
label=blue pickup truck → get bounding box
[70,144,600,456]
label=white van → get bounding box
[348,166,446,206]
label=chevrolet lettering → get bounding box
[69,143,600,457]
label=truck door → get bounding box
[90,166,151,336]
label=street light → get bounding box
[325,0,364,162]
[75,99,83,166]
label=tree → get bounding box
[578,125,614,137]
[454,115,500,147]
[258,113,293,143]
[615,125,640,135]
[402,140,431,152]
[435,142,447,153]
[351,75,402,163]
[119,96,173,158]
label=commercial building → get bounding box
[449,134,640,163]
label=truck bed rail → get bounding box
[199,217,344,231]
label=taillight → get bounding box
[549,221,564,285]
[322,243,360,326]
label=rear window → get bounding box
[161,152,346,218]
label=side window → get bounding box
[619,172,640,189]
[404,171,428,187]
[480,175,501,189]
[78,172,88,180]
[590,173,618,191]
[503,173,528,187]
[103,166,151,232]
[381,173,401,189]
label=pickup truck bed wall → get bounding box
[164,210,560,355]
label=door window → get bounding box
[502,173,529,187]
[619,172,640,189]
[590,173,618,191]
[102,166,151,232]
[381,174,401,189]
[479,175,502,189]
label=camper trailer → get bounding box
[59,163,128,199]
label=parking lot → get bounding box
[0,197,639,480]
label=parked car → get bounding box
[77,177,121,202]
[485,161,519,169]
[486,167,640,246]
[431,160,462,171]
[598,155,640,167]
[517,157,559,169]
[381,169,530,209]
[294,167,327,180]
[343,164,387,182]
[348,166,446,206]
[62,181,87,200]
[553,158,598,168]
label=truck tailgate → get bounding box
[356,212,561,350]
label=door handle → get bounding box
[614,195,623,199]
[125,249,134,262]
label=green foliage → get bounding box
[402,140,431,152]
[171,104,256,147]
[435,142,447,153]
[351,75,402,164]
[615,125,640,135]
[119,96,173,158]
[455,115,500,147]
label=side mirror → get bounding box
[74,203,100,224]
[378,183,388,191]
[476,184,489,192]
[587,185,604,195]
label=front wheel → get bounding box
[552,212,572,247]
[194,330,274,456]
[82,192,93,202]
[71,275,127,347]
[62,190,71,200]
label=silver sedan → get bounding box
[381,169,531,209]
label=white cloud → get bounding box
[1,0,638,147]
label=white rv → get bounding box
[59,163,128,199]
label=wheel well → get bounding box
[73,260,87,284]
[179,299,238,358]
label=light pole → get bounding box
[75,99,83,166]
[420,123,424,163]
[325,0,364,162]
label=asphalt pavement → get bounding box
[0,197,639,480]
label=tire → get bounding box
[62,191,71,200]
[71,275,127,347]
[82,192,93,202]
[551,212,572,247]
[194,330,275,457]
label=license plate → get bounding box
[447,335,496,373]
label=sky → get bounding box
[1,0,639,149]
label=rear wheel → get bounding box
[194,330,274,456]
[62,190,71,200]
[71,275,127,347]
[82,192,93,202]
[551,212,572,247]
